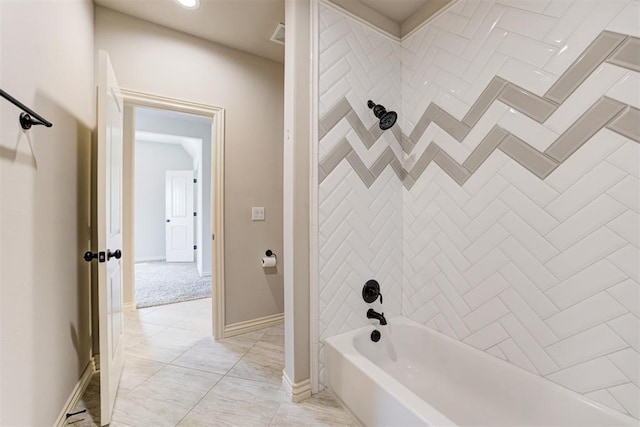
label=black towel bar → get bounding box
[0,88,52,130]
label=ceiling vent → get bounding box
[270,23,285,45]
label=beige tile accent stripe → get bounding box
[319,31,640,189]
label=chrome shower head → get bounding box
[367,100,397,130]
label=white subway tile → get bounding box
[607,210,640,247]
[496,0,550,13]
[499,186,559,235]
[545,64,628,135]
[499,338,538,373]
[462,215,509,265]
[499,160,560,206]
[435,253,472,294]
[463,150,510,195]
[608,245,640,281]
[546,324,628,368]
[546,292,627,338]
[543,0,598,47]
[499,313,559,374]
[435,213,472,251]
[607,279,640,318]
[546,128,626,193]
[608,313,640,352]
[606,140,640,179]
[433,90,471,121]
[461,0,497,39]
[544,0,628,76]
[500,211,559,263]
[607,72,640,110]
[499,262,559,319]
[434,273,472,316]
[432,11,469,35]
[546,194,627,251]
[608,348,640,387]
[432,30,470,56]
[464,296,510,332]
[463,271,510,309]
[500,288,559,346]
[608,383,640,419]
[542,0,573,18]
[463,174,509,218]
[463,53,509,102]
[606,1,640,37]
[546,259,628,309]
[497,58,557,96]
[487,343,508,360]
[434,48,470,78]
[546,161,627,222]
[464,321,509,350]
[463,4,507,52]
[608,176,640,214]
[496,8,556,40]
[497,33,557,67]
[435,293,471,338]
[463,199,510,241]
[547,357,629,393]
[545,228,626,280]
[498,107,559,152]
[500,237,559,291]
[463,247,510,287]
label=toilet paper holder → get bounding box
[261,250,277,269]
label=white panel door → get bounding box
[96,51,125,426]
[165,170,194,262]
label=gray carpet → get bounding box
[135,261,211,308]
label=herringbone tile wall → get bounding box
[318,0,639,418]
[318,3,403,386]
[401,0,639,418]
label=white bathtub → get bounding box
[325,317,637,427]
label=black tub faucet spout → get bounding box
[367,308,387,325]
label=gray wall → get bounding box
[134,141,194,261]
[96,7,285,325]
[0,0,94,424]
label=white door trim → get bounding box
[121,89,226,339]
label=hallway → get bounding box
[69,299,355,426]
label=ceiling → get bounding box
[95,0,286,63]
[359,0,429,23]
[95,0,434,64]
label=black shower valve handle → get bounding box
[362,279,383,304]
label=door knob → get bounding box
[166,219,171,223]
[83,251,105,263]
[107,249,122,260]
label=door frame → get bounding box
[121,88,226,339]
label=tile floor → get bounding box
[68,298,357,426]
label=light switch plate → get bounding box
[252,207,265,221]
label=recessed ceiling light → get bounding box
[176,0,200,9]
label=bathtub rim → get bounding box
[325,316,637,426]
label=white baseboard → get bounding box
[223,312,283,338]
[53,357,96,427]
[123,301,136,312]
[135,256,165,263]
[282,371,312,402]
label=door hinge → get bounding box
[212,234,215,240]
[194,245,197,250]
[193,178,197,183]
[193,211,197,217]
